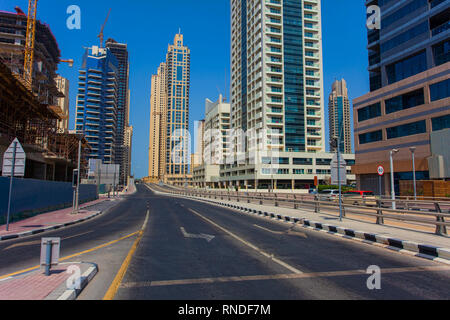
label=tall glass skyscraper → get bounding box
[75,46,119,164]
[230,0,325,154]
[328,79,352,154]
[105,39,131,185]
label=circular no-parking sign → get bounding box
[377,165,385,176]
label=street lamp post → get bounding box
[390,149,399,210]
[409,147,417,201]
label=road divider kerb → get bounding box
[149,187,450,265]
[57,263,98,300]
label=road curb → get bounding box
[0,197,126,242]
[153,188,450,265]
[57,263,98,300]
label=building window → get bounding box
[432,114,450,131]
[316,158,331,166]
[293,158,312,165]
[433,40,450,66]
[359,130,383,144]
[430,78,450,102]
[386,120,427,139]
[386,51,427,84]
[358,102,381,122]
[385,89,424,114]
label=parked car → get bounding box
[309,188,318,195]
[343,191,378,206]
[318,189,340,201]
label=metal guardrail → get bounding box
[152,185,449,236]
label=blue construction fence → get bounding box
[0,177,98,225]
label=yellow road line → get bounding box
[188,208,303,275]
[0,231,139,281]
[103,209,150,300]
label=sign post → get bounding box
[40,238,60,276]
[377,165,385,199]
[2,138,26,231]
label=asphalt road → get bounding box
[0,185,150,299]
[114,185,450,300]
[1,184,449,300]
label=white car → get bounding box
[318,189,340,202]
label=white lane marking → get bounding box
[180,227,215,243]
[253,224,308,238]
[188,208,303,274]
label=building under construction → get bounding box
[0,52,89,181]
[0,7,62,106]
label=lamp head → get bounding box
[409,147,417,153]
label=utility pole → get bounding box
[390,149,399,210]
[410,147,417,201]
[74,139,81,213]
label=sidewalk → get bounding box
[152,187,450,262]
[0,262,97,300]
[0,198,110,240]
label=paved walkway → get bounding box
[184,194,450,249]
[0,262,94,300]
[0,198,106,237]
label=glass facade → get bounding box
[283,0,305,152]
[386,51,427,85]
[386,120,427,139]
[358,102,381,122]
[385,89,425,114]
[359,130,383,145]
[432,114,450,131]
[430,78,450,102]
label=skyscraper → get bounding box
[218,0,355,190]
[328,79,352,154]
[147,33,191,185]
[165,33,191,182]
[148,62,167,181]
[353,0,449,193]
[75,46,119,164]
[231,0,325,154]
[105,39,130,186]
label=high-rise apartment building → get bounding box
[165,33,191,182]
[105,39,130,186]
[148,62,167,181]
[353,0,449,194]
[55,76,70,133]
[193,95,231,188]
[328,79,352,154]
[75,46,119,164]
[148,33,191,184]
[231,0,325,154]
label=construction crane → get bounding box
[98,8,112,48]
[23,0,38,90]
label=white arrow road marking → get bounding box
[180,227,215,243]
[253,225,308,239]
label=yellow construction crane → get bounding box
[23,0,38,90]
[98,8,112,48]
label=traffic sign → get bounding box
[377,165,385,177]
[2,138,26,177]
[331,154,347,185]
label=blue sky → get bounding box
[1,0,369,179]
